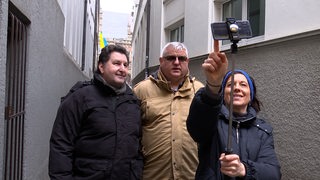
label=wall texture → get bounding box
[0,0,89,179]
[0,0,9,178]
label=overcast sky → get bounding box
[100,0,133,13]
[100,0,134,39]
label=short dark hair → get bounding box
[97,44,129,74]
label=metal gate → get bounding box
[4,3,30,180]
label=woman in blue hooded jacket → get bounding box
[187,47,281,180]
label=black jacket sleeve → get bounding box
[187,86,223,144]
[49,94,84,180]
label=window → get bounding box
[247,0,265,36]
[170,28,179,42]
[223,0,242,20]
[170,25,184,42]
[222,0,265,37]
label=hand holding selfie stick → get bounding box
[211,18,252,155]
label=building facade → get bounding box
[132,0,320,179]
[0,0,99,179]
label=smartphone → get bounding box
[211,19,252,40]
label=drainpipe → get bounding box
[145,0,150,79]
[81,0,88,71]
[92,0,100,73]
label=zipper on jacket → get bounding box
[236,121,240,144]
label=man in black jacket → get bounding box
[49,45,143,180]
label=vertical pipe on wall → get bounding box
[145,0,150,79]
[81,0,88,71]
[92,0,100,73]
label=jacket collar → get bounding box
[93,73,128,95]
[220,104,256,125]
[150,70,195,93]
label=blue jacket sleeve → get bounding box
[187,86,223,144]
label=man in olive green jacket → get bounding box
[133,42,204,180]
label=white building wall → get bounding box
[184,0,213,57]
[163,0,184,27]
[63,1,83,65]
[265,0,320,40]
[88,0,96,36]
[132,0,148,78]
[58,0,96,77]
[149,0,163,67]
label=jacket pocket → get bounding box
[130,158,143,180]
[89,161,111,171]
[74,158,112,179]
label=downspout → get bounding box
[81,0,88,71]
[92,0,100,73]
[145,0,150,79]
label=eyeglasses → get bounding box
[164,56,188,62]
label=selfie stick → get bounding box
[225,19,240,155]
[212,18,252,155]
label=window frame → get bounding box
[169,24,184,43]
[216,0,265,47]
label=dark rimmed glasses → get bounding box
[163,56,188,62]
